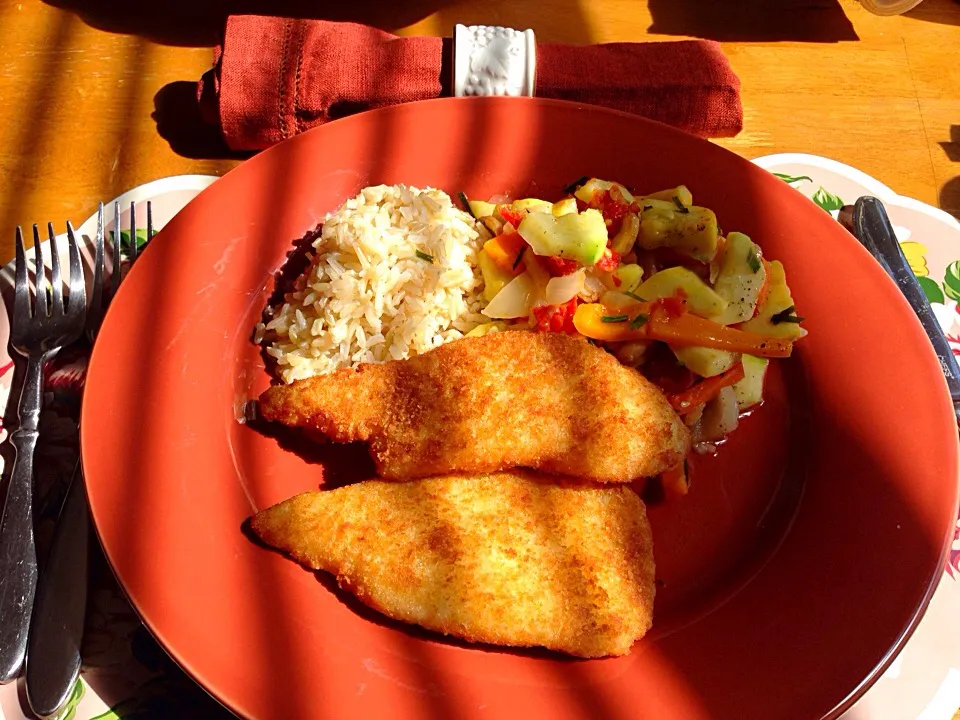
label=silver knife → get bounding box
[25,458,88,718]
[851,197,960,424]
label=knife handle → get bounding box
[25,461,89,719]
[0,354,44,683]
[853,197,960,419]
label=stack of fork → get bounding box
[0,202,153,718]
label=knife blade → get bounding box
[25,458,88,719]
[851,196,960,424]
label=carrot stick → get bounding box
[573,302,654,341]
[660,460,690,499]
[573,302,793,358]
[645,313,793,358]
[754,260,773,315]
[483,231,527,274]
[666,363,745,413]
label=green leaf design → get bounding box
[772,172,813,184]
[917,276,945,304]
[109,228,149,250]
[812,187,845,212]
[943,261,960,303]
[53,678,85,720]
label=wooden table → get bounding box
[0,0,958,717]
[0,0,958,266]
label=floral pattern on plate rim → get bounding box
[760,157,960,582]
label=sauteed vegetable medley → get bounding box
[463,177,806,478]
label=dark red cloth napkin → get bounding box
[198,16,743,152]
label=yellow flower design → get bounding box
[900,241,929,277]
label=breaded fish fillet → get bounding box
[259,331,689,482]
[251,471,656,657]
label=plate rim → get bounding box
[79,96,960,720]
[751,151,960,718]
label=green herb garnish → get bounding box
[512,246,526,270]
[672,196,690,214]
[623,291,647,302]
[629,313,649,329]
[562,175,589,195]
[458,191,476,219]
[746,247,762,273]
[415,250,435,263]
[771,305,805,324]
[601,314,629,323]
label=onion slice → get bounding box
[579,271,608,302]
[545,269,585,305]
[482,272,535,319]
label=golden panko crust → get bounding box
[251,471,656,658]
[258,332,689,483]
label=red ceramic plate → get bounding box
[81,98,959,720]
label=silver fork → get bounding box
[25,202,152,717]
[0,223,86,684]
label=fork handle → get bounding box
[26,460,88,718]
[0,355,44,683]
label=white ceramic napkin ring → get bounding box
[453,24,536,98]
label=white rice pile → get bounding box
[257,184,488,384]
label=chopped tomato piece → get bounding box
[590,189,631,237]
[532,305,553,332]
[497,205,524,228]
[532,298,580,334]
[652,294,688,319]
[595,248,621,273]
[544,255,580,276]
[563,301,579,334]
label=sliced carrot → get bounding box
[645,312,793,358]
[483,231,527,275]
[666,363,745,413]
[714,234,729,260]
[660,460,690,499]
[573,302,793,358]
[496,205,525,228]
[573,302,654,341]
[753,259,773,317]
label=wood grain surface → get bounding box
[0,0,958,716]
[0,0,958,265]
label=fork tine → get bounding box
[32,225,47,319]
[47,223,64,317]
[65,221,85,315]
[89,204,104,323]
[129,202,138,263]
[14,227,30,321]
[113,200,122,297]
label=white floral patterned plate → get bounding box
[0,175,221,720]
[753,153,960,720]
